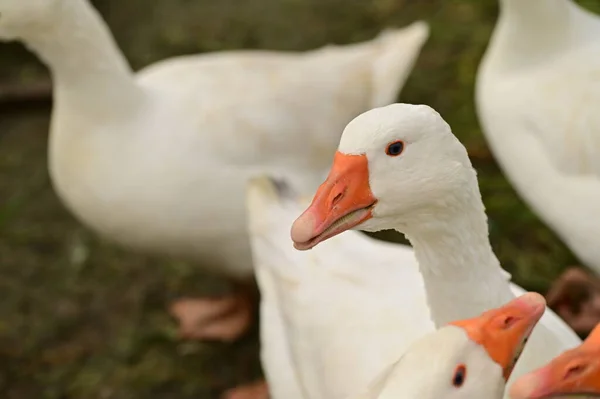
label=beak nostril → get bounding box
[331,191,345,208]
[565,364,586,380]
[501,315,519,329]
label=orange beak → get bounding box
[451,293,547,381]
[509,324,600,399]
[290,151,376,250]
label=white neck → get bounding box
[402,187,513,327]
[21,0,143,119]
[487,0,593,70]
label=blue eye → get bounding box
[385,140,404,156]
[452,364,467,387]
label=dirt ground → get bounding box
[1,0,599,398]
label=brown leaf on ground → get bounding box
[546,266,600,338]
[221,380,269,399]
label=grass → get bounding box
[1,0,600,398]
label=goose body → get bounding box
[247,177,429,399]
[276,104,581,399]
[0,0,428,274]
[475,0,600,272]
[245,176,575,399]
[0,0,429,342]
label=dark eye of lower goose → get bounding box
[385,140,404,156]
[452,364,467,388]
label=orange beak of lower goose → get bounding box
[451,293,547,381]
[509,324,600,399]
[291,151,377,250]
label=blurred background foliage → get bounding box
[1,0,600,398]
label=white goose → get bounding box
[270,104,581,399]
[475,0,600,273]
[247,176,430,399]
[245,178,547,399]
[510,323,600,399]
[352,293,545,399]
[0,0,429,342]
[246,184,574,397]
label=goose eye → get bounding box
[452,364,467,388]
[385,140,404,157]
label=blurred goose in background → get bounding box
[476,1,600,279]
[283,104,580,399]
[0,0,428,348]
[510,323,600,399]
[352,293,545,399]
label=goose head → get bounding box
[510,323,600,399]
[380,293,545,399]
[291,103,478,250]
[0,0,62,41]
